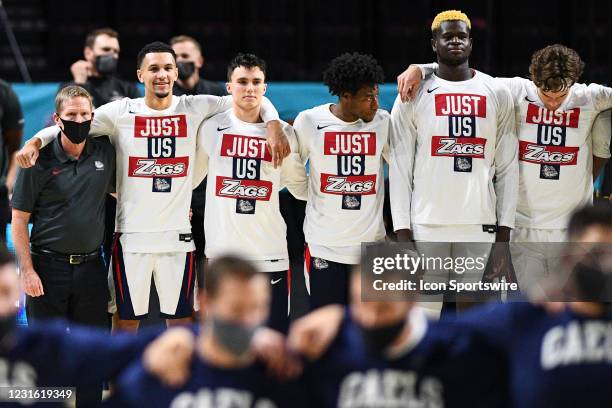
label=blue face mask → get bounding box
[211,317,258,357]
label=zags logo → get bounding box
[215,177,272,201]
[134,115,187,138]
[128,157,189,178]
[320,174,376,195]
[519,141,578,165]
[431,136,487,158]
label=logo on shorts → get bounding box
[271,278,283,285]
[313,258,329,270]
[94,160,104,170]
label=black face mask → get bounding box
[359,319,406,357]
[60,118,91,144]
[95,55,118,76]
[572,261,612,302]
[177,61,196,81]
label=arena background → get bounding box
[1,0,611,321]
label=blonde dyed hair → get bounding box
[431,10,471,32]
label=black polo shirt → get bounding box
[12,134,116,254]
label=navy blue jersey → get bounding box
[456,302,612,408]
[305,308,508,408]
[110,327,309,408]
[1,320,162,406]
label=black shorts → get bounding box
[304,245,350,311]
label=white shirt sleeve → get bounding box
[389,95,417,231]
[33,125,59,148]
[495,77,530,97]
[89,99,121,140]
[189,94,279,123]
[279,125,308,201]
[291,112,312,165]
[415,62,438,79]
[189,94,233,120]
[35,99,122,147]
[588,83,612,112]
[591,109,611,159]
[259,96,280,123]
[493,87,519,229]
[192,120,210,188]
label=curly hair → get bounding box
[323,53,385,96]
[529,44,585,91]
[227,53,267,81]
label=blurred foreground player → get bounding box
[109,256,308,407]
[287,268,507,407]
[17,42,289,332]
[293,53,406,309]
[0,244,194,407]
[455,205,612,408]
[196,53,307,333]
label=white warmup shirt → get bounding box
[391,70,519,241]
[293,104,400,264]
[195,110,307,272]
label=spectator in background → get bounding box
[0,78,24,241]
[171,35,227,295]
[170,35,227,96]
[62,27,140,268]
[63,27,140,107]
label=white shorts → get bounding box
[510,227,566,297]
[108,234,196,319]
[413,225,495,319]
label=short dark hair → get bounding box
[568,205,612,240]
[529,44,585,92]
[323,52,385,96]
[227,53,267,82]
[85,28,119,49]
[136,41,176,69]
[202,255,258,297]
